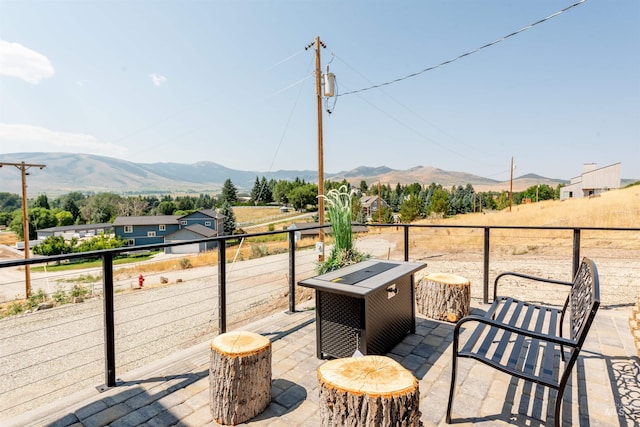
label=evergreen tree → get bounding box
[250,176,261,204]
[34,194,50,209]
[260,176,272,203]
[399,194,423,223]
[221,179,238,205]
[219,201,236,234]
[430,188,451,216]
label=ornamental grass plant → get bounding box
[316,185,369,274]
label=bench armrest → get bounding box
[453,314,578,349]
[493,271,573,300]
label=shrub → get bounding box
[179,258,193,269]
[27,288,47,309]
[8,301,24,315]
[251,244,270,258]
[70,284,89,298]
[52,287,70,304]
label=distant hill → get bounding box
[0,152,571,196]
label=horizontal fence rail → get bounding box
[0,224,639,419]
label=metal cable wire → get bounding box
[338,0,587,97]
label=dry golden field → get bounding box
[365,184,640,262]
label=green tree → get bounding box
[250,176,261,204]
[288,184,318,211]
[351,195,364,222]
[260,176,272,203]
[156,200,177,215]
[33,236,76,256]
[495,191,510,210]
[62,197,81,223]
[220,179,238,205]
[34,194,50,209]
[430,188,451,216]
[219,201,236,234]
[10,207,57,240]
[273,180,293,205]
[0,211,13,227]
[56,210,75,226]
[0,192,21,212]
[359,180,369,194]
[520,184,557,202]
[75,234,125,252]
[399,194,423,223]
[377,204,395,223]
[80,193,122,223]
[175,196,195,211]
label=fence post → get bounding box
[403,225,409,262]
[288,230,296,313]
[102,253,116,388]
[218,240,226,334]
[483,227,490,304]
[572,228,581,277]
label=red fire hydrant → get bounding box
[138,274,145,288]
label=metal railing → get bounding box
[0,223,638,419]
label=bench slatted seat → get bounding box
[446,257,600,426]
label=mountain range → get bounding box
[0,152,568,197]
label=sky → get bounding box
[0,0,638,182]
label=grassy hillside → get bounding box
[423,184,640,228]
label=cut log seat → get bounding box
[317,355,421,427]
[209,331,271,425]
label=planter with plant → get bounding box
[316,185,369,274]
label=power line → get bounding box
[338,0,587,97]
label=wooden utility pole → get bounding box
[378,181,382,223]
[0,161,46,298]
[509,157,514,212]
[307,36,326,261]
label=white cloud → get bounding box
[0,123,128,157]
[150,73,167,86]
[0,40,55,84]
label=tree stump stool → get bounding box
[317,355,421,427]
[209,331,271,425]
[416,273,470,322]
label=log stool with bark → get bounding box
[209,331,271,425]
[317,355,421,427]
[416,273,470,322]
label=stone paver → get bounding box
[4,305,638,427]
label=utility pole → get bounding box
[509,157,514,212]
[0,161,46,298]
[378,181,382,223]
[307,36,327,261]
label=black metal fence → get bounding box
[0,224,638,419]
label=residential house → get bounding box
[560,163,621,200]
[112,209,225,253]
[360,195,389,219]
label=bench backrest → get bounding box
[567,257,600,342]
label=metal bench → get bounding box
[446,257,600,426]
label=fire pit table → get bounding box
[299,260,427,359]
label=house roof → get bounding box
[37,223,113,233]
[113,209,225,226]
[113,215,179,226]
[178,209,225,220]
[360,195,387,208]
[165,223,218,239]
